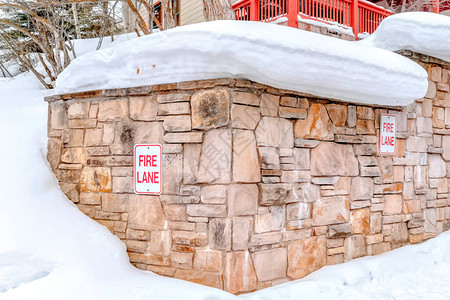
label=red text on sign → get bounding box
[136,171,160,183]
[138,155,158,167]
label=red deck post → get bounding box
[432,0,440,13]
[351,0,359,38]
[250,0,259,21]
[287,0,299,28]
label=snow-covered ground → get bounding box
[56,20,428,107]
[1,12,450,300]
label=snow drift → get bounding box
[56,20,428,107]
[362,12,450,63]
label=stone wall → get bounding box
[46,56,450,294]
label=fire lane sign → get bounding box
[134,144,162,195]
[379,114,396,155]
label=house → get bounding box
[123,0,448,39]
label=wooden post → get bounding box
[250,0,259,21]
[351,0,359,39]
[287,0,299,28]
[432,0,440,13]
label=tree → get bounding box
[202,0,234,21]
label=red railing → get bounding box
[232,0,393,38]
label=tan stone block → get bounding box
[294,104,333,140]
[102,123,115,145]
[47,137,62,170]
[84,128,102,147]
[431,66,442,82]
[149,231,171,255]
[233,130,261,183]
[68,119,97,129]
[428,154,446,178]
[61,148,86,164]
[260,94,279,117]
[311,142,358,176]
[164,204,187,221]
[253,248,287,281]
[200,185,227,204]
[174,269,223,289]
[183,144,201,184]
[68,102,89,119]
[162,154,183,194]
[228,184,258,216]
[157,102,190,115]
[126,229,150,240]
[62,129,84,147]
[172,231,208,247]
[60,182,79,203]
[350,177,374,200]
[163,115,191,132]
[170,252,193,269]
[370,212,382,233]
[433,107,445,128]
[127,195,166,230]
[280,96,297,107]
[157,93,190,103]
[89,103,98,118]
[383,194,403,215]
[129,96,157,121]
[286,203,311,220]
[356,120,375,135]
[208,218,231,251]
[50,102,67,130]
[334,177,351,195]
[232,217,252,250]
[260,183,301,205]
[254,206,285,233]
[98,99,128,121]
[344,235,366,259]
[231,104,260,130]
[287,236,326,279]
[327,104,347,127]
[197,129,232,184]
[312,196,350,226]
[79,193,101,205]
[77,204,98,218]
[402,200,421,214]
[351,208,370,235]
[194,249,223,272]
[279,107,307,119]
[125,240,149,253]
[259,147,280,170]
[391,222,409,243]
[112,176,133,193]
[293,148,309,170]
[255,117,293,148]
[102,193,127,212]
[80,167,111,192]
[224,251,257,294]
[191,89,229,130]
[186,204,227,217]
[232,91,260,106]
[357,106,374,120]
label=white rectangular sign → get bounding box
[134,144,162,195]
[379,114,396,155]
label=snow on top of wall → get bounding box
[56,20,428,107]
[361,12,450,62]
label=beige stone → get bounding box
[102,193,127,212]
[254,206,284,233]
[383,194,403,215]
[200,185,227,204]
[228,184,258,216]
[286,203,311,220]
[259,147,280,170]
[102,123,115,145]
[68,102,89,119]
[127,195,166,230]
[194,249,223,272]
[162,154,183,194]
[170,252,193,269]
[224,251,258,294]
[191,89,229,130]
[232,217,252,250]
[293,148,310,170]
[84,128,102,147]
[260,94,279,117]
[312,196,350,226]
[279,107,307,119]
[163,204,187,221]
[149,231,171,255]
[357,106,374,119]
[255,117,294,148]
[344,235,366,259]
[47,138,62,170]
[232,91,260,106]
[311,142,358,176]
[157,93,190,103]
[294,103,333,140]
[157,102,190,116]
[186,204,227,217]
[260,183,301,205]
[183,144,201,184]
[163,115,191,132]
[61,148,86,164]
[391,222,409,243]
[129,96,158,121]
[442,136,450,161]
[63,129,84,147]
[253,248,287,281]
[80,167,111,192]
[350,177,374,200]
[98,99,128,121]
[209,218,232,250]
[351,208,370,235]
[287,236,326,279]
[50,102,67,130]
[231,104,260,130]
[198,129,232,184]
[428,154,446,178]
[164,132,203,143]
[111,176,133,193]
[174,269,223,290]
[233,130,261,183]
[327,104,347,127]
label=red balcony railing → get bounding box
[232,0,394,38]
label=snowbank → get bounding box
[56,21,428,107]
[361,12,450,63]
[0,74,234,300]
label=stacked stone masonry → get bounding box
[47,55,450,294]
